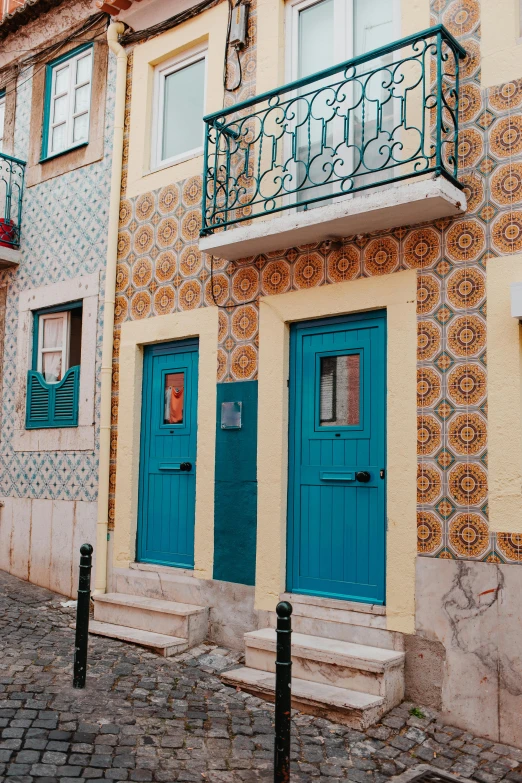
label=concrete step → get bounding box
[245,628,404,702]
[275,594,403,651]
[89,620,189,657]
[92,593,208,645]
[221,667,385,730]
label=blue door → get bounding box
[287,312,386,604]
[137,340,198,568]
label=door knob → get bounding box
[180,462,192,472]
[355,471,371,483]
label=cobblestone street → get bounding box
[0,571,521,783]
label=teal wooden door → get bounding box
[287,312,386,603]
[137,340,198,568]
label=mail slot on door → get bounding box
[320,472,356,481]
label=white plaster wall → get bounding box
[0,498,97,597]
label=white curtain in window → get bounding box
[41,316,63,382]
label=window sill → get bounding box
[13,424,94,452]
[149,147,204,174]
[39,141,89,165]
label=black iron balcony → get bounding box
[200,24,466,247]
[0,151,25,254]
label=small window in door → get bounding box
[37,307,82,383]
[320,354,360,426]
[164,372,185,425]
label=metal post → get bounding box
[73,543,93,689]
[274,600,292,783]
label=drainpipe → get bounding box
[94,20,127,595]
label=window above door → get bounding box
[286,0,400,83]
[151,46,207,171]
[199,4,467,259]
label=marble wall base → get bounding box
[415,557,522,748]
[0,497,97,597]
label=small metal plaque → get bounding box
[221,401,242,429]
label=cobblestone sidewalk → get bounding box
[1,570,521,783]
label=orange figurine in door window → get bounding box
[164,372,184,424]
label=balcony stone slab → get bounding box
[199,176,466,262]
[0,245,21,268]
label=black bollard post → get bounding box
[73,543,93,689]
[274,600,292,783]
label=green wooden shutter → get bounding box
[26,366,80,429]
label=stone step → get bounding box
[88,620,189,657]
[221,667,385,730]
[275,594,403,651]
[245,628,404,701]
[93,592,208,645]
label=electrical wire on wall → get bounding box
[223,0,247,92]
[0,12,109,99]
[209,0,255,309]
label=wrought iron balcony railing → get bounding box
[201,25,466,237]
[0,151,26,250]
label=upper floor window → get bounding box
[36,306,82,383]
[152,46,206,170]
[289,0,398,80]
[42,45,93,160]
[0,92,5,153]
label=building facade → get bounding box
[2,0,522,748]
[0,0,115,595]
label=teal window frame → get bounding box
[41,43,94,163]
[26,301,82,430]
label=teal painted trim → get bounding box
[41,43,93,162]
[32,300,82,371]
[287,311,387,603]
[213,381,258,586]
[25,366,80,429]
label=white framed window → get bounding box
[0,93,5,154]
[285,0,400,204]
[151,45,207,171]
[286,0,400,78]
[45,46,93,159]
[37,312,70,383]
[36,307,82,383]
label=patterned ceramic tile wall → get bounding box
[110,0,522,564]
[0,45,116,503]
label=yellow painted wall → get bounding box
[487,255,522,534]
[125,2,228,199]
[112,308,218,578]
[256,271,418,634]
[481,0,522,88]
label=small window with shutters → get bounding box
[26,303,82,429]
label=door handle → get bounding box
[180,462,192,471]
[356,471,371,483]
